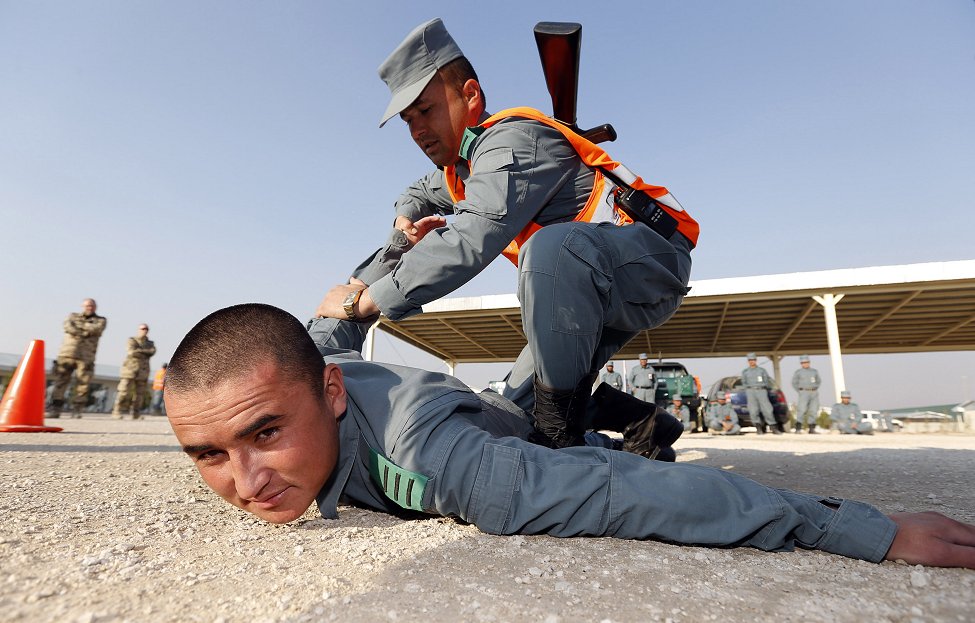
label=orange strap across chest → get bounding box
[444,107,699,266]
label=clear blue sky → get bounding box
[2,1,973,409]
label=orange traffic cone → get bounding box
[0,340,62,433]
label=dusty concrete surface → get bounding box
[1,417,973,623]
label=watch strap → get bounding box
[343,289,363,321]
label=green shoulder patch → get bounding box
[367,448,428,512]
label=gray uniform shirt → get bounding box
[308,317,895,563]
[601,371,623,391]
[627,365,656,391]
[355,116,595,320]
[792,368,821,391]
[741,366,773,390]
[831,402,862,424]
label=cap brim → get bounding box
[379,68,437,127]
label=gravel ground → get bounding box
[1,417,973,623]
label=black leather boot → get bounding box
[589,383,683,459]
[808,424,817,434]
[530,373,597,449]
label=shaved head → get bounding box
[166,303,325,399]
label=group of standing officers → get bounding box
[600,351,882,435]
[44,298,167,420]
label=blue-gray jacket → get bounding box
[308,317,895,562]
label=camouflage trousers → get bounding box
[50,357,95,410]
[113,377,148,415]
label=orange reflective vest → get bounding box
[152,368,166,391]
[443,107,699,266]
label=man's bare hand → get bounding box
[885,512,975,568]
[395,215,448,246]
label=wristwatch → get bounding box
[342,289,364,321]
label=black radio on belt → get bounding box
[611,184,679,239]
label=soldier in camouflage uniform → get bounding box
[830,390,873,435]
[741,352,780,434]
[791,355,821,433]
[47,298,107,419]
[600,361,623,391]
[627,353,657,403]
[112,324,156,420]
[707,391,741,435]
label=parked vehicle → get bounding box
[651,362,702,427]
[704,376,790,431]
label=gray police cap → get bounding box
[746,352,757,360]
[799,354,810,363]
[606,361,614,366]
[638,353,648,359]
[840,390,851,398]
[378,18,464,127]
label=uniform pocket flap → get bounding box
[473,147,515,172]
[467,443,522,534]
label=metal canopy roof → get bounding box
[375,260,975,364]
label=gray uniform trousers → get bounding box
[796,390,820,427]
[745,388,776,427]
[501,222,692,412]
[307,317,895,562]
[630,387,655,402]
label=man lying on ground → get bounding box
[164,304,975,569]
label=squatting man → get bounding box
[164,304,975,570]
[314,18,697,452]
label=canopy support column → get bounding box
[813,293,846,402]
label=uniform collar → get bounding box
[315,398,362,519]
